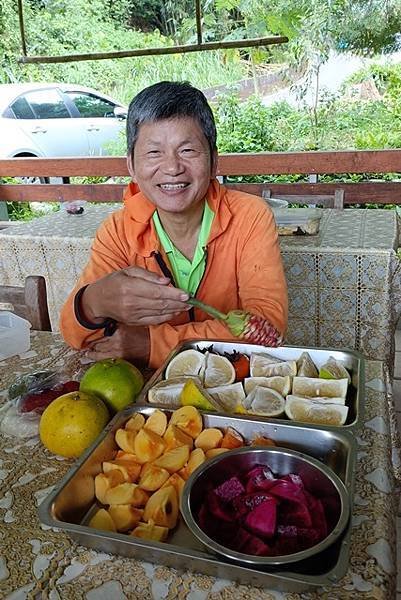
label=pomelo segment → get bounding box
[165,349,205,380]
[244,376,291,397]
[243,386,285,417]
[203,352,236,388]
[292,377,348,399]
[207,383,245,412]
[285,396,349,426]
[148,376,201,407]
[296,352,319,378]
[286,394,346,406]
[319,356,351,383]
[250,354,297,378]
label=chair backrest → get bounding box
[0,276,51,331]
[262,188,344,209]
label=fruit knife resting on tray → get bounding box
[187,297,282,347]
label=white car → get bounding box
[0,82,127,159]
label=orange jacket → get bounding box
[59,180,288,368]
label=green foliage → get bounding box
[0,0,245,100]
[346,61,401,125]
[6,202,40,221]
[213,89,401,186]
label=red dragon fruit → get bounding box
[187,297,282,347]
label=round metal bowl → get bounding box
[181,446,350,566]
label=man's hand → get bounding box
[81,265,190,326]
[85,324,150,365]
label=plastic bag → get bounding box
[1,370,80,439]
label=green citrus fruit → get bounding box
[79,358,144,414]
[39,391,109,458]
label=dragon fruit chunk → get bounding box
[245,465,275,493]
[297,527,322,549]
[207,491,234,522]
[242,534,273,556]
[267,478,308,504]
[274,525,300,555]
[233,491,274,517]
[214,476,245,502]
[304,493,328,539]
[244,497,277,538]
[279,500,312,528]
[283,473,304,488]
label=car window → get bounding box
[10,96,36,119]
[66,92,116,118]
[24,89,71,119]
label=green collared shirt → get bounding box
[152,202,214,295]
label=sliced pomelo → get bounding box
[203,352,236,388]
[207,382,245,412]
[296,351,318,378]
[243,386,285,417]
[251,352,284,365]
[165,349,205,379]
[250,354,297,378]
[285,396,349,426]
[319,356,351,383]
[148,376,201,406]
[244,376,291,397]
[292,377,348,399]
[286,394,346,406]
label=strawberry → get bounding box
[187,298,282,347]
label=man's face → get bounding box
[128,117,217,216]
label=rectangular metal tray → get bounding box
[140,340,365,431]
[38,406,356,592]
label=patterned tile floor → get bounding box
[394,330,401,598]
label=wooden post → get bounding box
[195,0,202,45]
[17,0,27,56]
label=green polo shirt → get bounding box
[152,202,214,295]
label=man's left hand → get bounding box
[85,325,150,365]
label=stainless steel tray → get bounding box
[140,340,365,430]
[38,406,356,592]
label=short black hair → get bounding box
[126,81,217,158]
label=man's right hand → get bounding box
[80,265,190,326]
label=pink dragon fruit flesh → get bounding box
[196,464,330,557]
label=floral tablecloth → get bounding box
[0,331,399,599]
[0,207,400,369]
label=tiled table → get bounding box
[1,205,400,366]
[0,331,399,598]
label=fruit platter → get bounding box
[142,340,365,430]
[39,404,356,591]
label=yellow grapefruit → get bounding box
[39,391,109,458]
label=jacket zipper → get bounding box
[152,249,209,322]
[152,251,176,286]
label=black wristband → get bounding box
[74,285,117,337]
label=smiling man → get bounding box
[59,81,288,368]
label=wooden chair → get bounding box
[0,276,51,331]
[262,188,344,209]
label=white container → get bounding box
[0,311,31,361]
